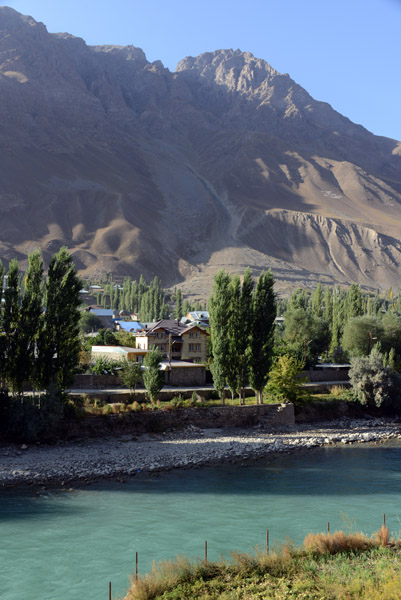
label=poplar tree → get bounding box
[209,270,232,403]
[143,348,164,403]
[312,283,323,318]
[182,299,190,318]
[0,259,5,388]
[347,283,363,319]
[248,270,276,404]
[323,287,333,324]
[12,250,43,394]
[2,260,20,392]
[226,275,240,403]
[39,248,82,390]
[237,268,254,404]
[175,289,183,320]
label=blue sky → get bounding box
[6,0,401,141]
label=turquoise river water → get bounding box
[1,440,401,600]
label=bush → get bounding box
[349,348,401,408]
[170,394,185,408]
[265,355,306,404]
[303,531,374,555]
[90,357,123,376]
[5,385,67,442]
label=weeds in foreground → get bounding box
[123,529,401,600]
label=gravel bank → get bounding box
[1,418,400,488]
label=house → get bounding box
[135,319,208,363]
[91,345,147,363]
[87,307,115,329]
[114,320,143,333]
[186,311,209,325]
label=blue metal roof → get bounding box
[115,320,143,332]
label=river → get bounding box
[1,440,401,600]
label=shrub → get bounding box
[303,531,374,555]
[349,347,401,408]
[90,356,123,376]
[5,385,67,442]
[129,401,142,412]
[265,355,306,404]
[121,360,143,397]
[170,394,185,408]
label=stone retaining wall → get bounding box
[66,403,295,438]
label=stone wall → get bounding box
[303,367,350,382]
[166,366,206,386]
[65,403,295,439]
[71,367,207,389]
[71,374,123,389]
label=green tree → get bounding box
[226,275,240,403]
[248,270,276,404]
[323,287,333,324]
[349,348,400,408]
[182,299,190,318]
[283,307,329,366]
[12,250,44,395]
[80,311,103,334]
[208,270,232,403]
[236,268,254,404]
[91,328,119,346]
[39,248,82,390]
[114,330,136,348]
[312,283,324,318]
[342,316,384,357]
[121,360,143,398]
[265,355,306,404]
[347,283,363,319]
[1,260,20,392]
[143,348,164,403]
[175,288,183,320]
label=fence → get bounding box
[106,514,389,598]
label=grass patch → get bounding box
[123,530,401,600]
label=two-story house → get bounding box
[135,319,208,363]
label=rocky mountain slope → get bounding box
[0,7,400,296]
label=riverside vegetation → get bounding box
[2,253,401,442]
[124,528,401,600]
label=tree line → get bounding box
[278,283,401,367]
[87,275,206,322]
[0,248,81,396]
[209,268,276,404]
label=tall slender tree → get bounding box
[38,248,82,390]
[209,270,232,404]
[2,260,20,392]
[226,275,240,403]
[248,270,276,404]
[11,250,43,395]
[175,288,183,320]
[237,268,254,404]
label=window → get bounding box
[160,344,166,352]
[189,343,201,352]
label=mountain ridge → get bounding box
[0,7,400,296]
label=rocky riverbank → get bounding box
[1,418,400,489]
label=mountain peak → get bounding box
[176,48,279,92]
[0,9,400,293]
[0,6,46,31]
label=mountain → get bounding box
[0,6,401,297]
